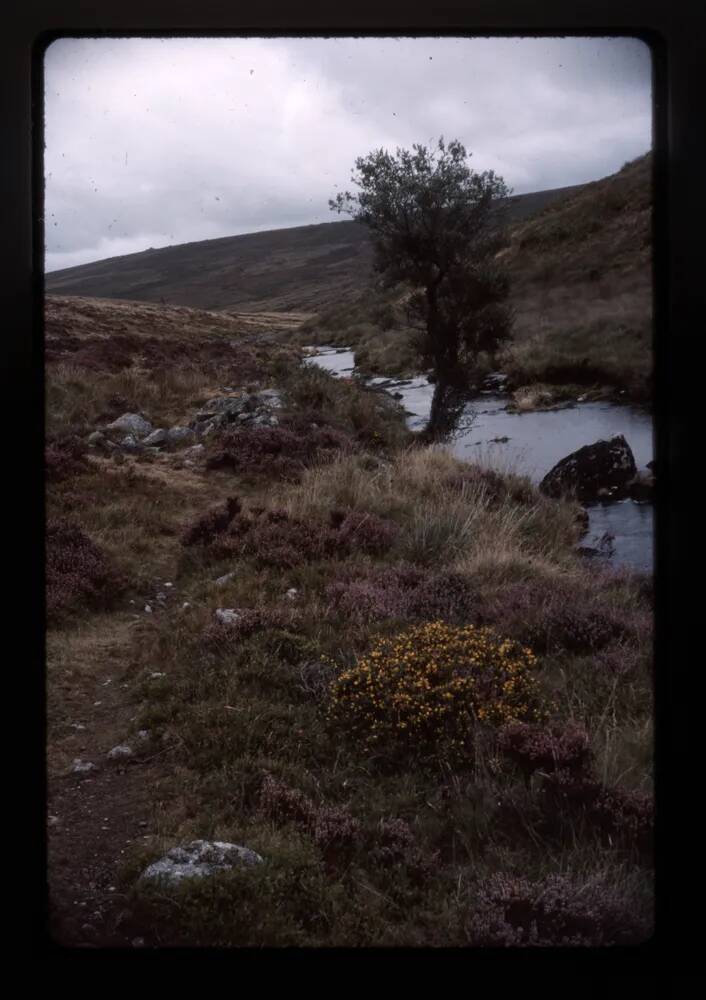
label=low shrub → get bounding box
[46,518,123,621]
[325,565,476,625]
[498,721,594,781]
[540,770,653,859]
[330,509,399,556]
[205,422,352,480]
[328,622,548,761]
[465,872,651,946]
[182,502,398,568]
[526,606,628,654]
[201,608,301,650]
[258,774,361,867]
[45,435,90,483]
[181,496,243,547]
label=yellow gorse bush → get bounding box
[328,621,547,758]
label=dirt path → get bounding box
[46,613,171,947]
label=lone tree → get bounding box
[330,138,513,437]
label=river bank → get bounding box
[304,345,654,573]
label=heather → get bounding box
[46,295,653,948]
[47,518,124,622]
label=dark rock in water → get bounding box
[540,434,637,501]
[628,472,655,502]
[577,533,614,559]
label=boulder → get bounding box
[143,428,167,447]
[105,413,153,438]
[120,434,143,453]
[166,426,196,447]
[628,472,655,502]
[139,840,263,887]
[540,435,637,501]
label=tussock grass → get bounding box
[288,445,581,567]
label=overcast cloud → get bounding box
[43,35,652,272]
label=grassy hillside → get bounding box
[46,295,653,947]
[299,155,652,402]
[44,184,582,313]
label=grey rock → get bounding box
[253,388,283,409]
[215,608,241,625]
[540,435,637,501]
[166,426,196,446]
[87,430,106,447]
[184,444,205,457]
[139,839,263,887]
[143,428,167,447]
[194,395,248,425]
[72,759,97,774]
[214,572,236,587]
[144,604,152,613]
[285,588,299,601]
[628,472,655,502]
[120,434,143,452]
[106,413,153,438]
[107,744,134,760]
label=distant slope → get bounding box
[44,184,583,313]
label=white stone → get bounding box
[139,840,263,887]
[214,572,235,587]
[107,744,134,760]
[215,608,241,625]
[72,759,96,774]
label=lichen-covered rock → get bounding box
[166,426,196,446]
[120,434,144,453]
[72,759,97,774]
[139,840,263,887]
[214,608,241,625]
[191,390,282,435]
[143,428,167,447]
[105,413,153,438]
[540,435,637,501]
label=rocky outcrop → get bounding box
[139,840,263,887]
[93,389,284,455]
[540,435,637,501]
[191,389,282,437]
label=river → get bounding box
[304,346,654,573]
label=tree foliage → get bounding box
[330,138,513,390]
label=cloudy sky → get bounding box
[43,35,652,272]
